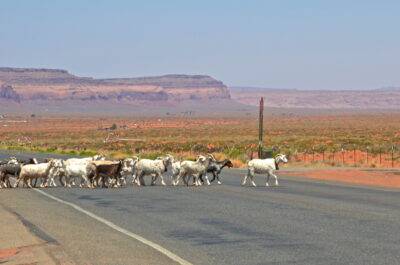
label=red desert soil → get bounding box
[283,169,400,188]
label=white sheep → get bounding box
[64,155,105,186]
[61,161,96,188]
[135,155,174,186]
[242,154,288,187]
[15,159,64,188]
[174,154,216,186]
[170,161,181,185]
[118,157,139,186]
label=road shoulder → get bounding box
[0,202,74,264]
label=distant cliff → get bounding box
[0,67,231,105]
[230,87,400,109]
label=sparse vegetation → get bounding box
[0,114,399,168]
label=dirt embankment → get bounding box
[283,169,400,188]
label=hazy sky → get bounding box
[1,0,399,90]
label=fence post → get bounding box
[312,147,315,161]
[341,148,345,165]
[353,146,356,167]
[392,145,394,168]
[258,97,264,158]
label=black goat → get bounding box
[199,159,233,184]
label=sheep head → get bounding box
[161,154,174,172]
[275,154,288,163]
[225,159,234,168]
[7,157,18,164]
[197,155,207,163]
[93,154,106,161]
[206,153,217,162]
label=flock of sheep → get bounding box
[0,153,288,189]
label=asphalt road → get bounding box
[1,150,400,265]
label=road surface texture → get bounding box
[1,150,399,265]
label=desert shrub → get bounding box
[60,150,77,155]
[191,143,207,152]
[79,150,98,157]
[125,149,133,155]
[139,152,164,160]
[7,146,27,151]
[222,147,246,159]
[46,147,57,153]
[236,153,249,164]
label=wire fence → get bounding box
[255,144,400,168]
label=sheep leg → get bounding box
[199,174,204,184]
[249,174,257,187]
[49,177,56,187]
[176,173,185,186]
[1,176,7,188]
[247,168,257,187]
[79,176,85,188]
[199,176,206,186]
[171,174,176,186]
[216,174,222,185]
[119,176,126,186]
[180,174,187,185]
[192,175,199,186]
[101,174,108,188]
[65,176,71,188]
[71,177,77,186]
[173,172,181,186]
[204,174,211,186]
[45,177,51,187]
[193,175,202,186]
[241,175,248,186]
[242,168,251,185]
[0,174,4,188]
[209,173,216,183]
[151,174,158,186]
[33,177,39,187]
[139,176,145,186]
[183,173,190,186]
[5,176,11,188]
[40,177,47,188]
[14,176,22,188]
[136,172,144,186]
[131,173,137,185]
[59,174,65,187]
[25,177,32,189]
[265,173,270,187]
[193,175,198,186]
[272,173,279,186]
[157,173,167,186]
[63,175,70,188]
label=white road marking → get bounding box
[33,189,193,265]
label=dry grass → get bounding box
[0,113,399,168]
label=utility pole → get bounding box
[258,97,264,158]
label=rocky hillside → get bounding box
[0,84,21,103]
[0,67,231,106]
[230,87,400,109]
